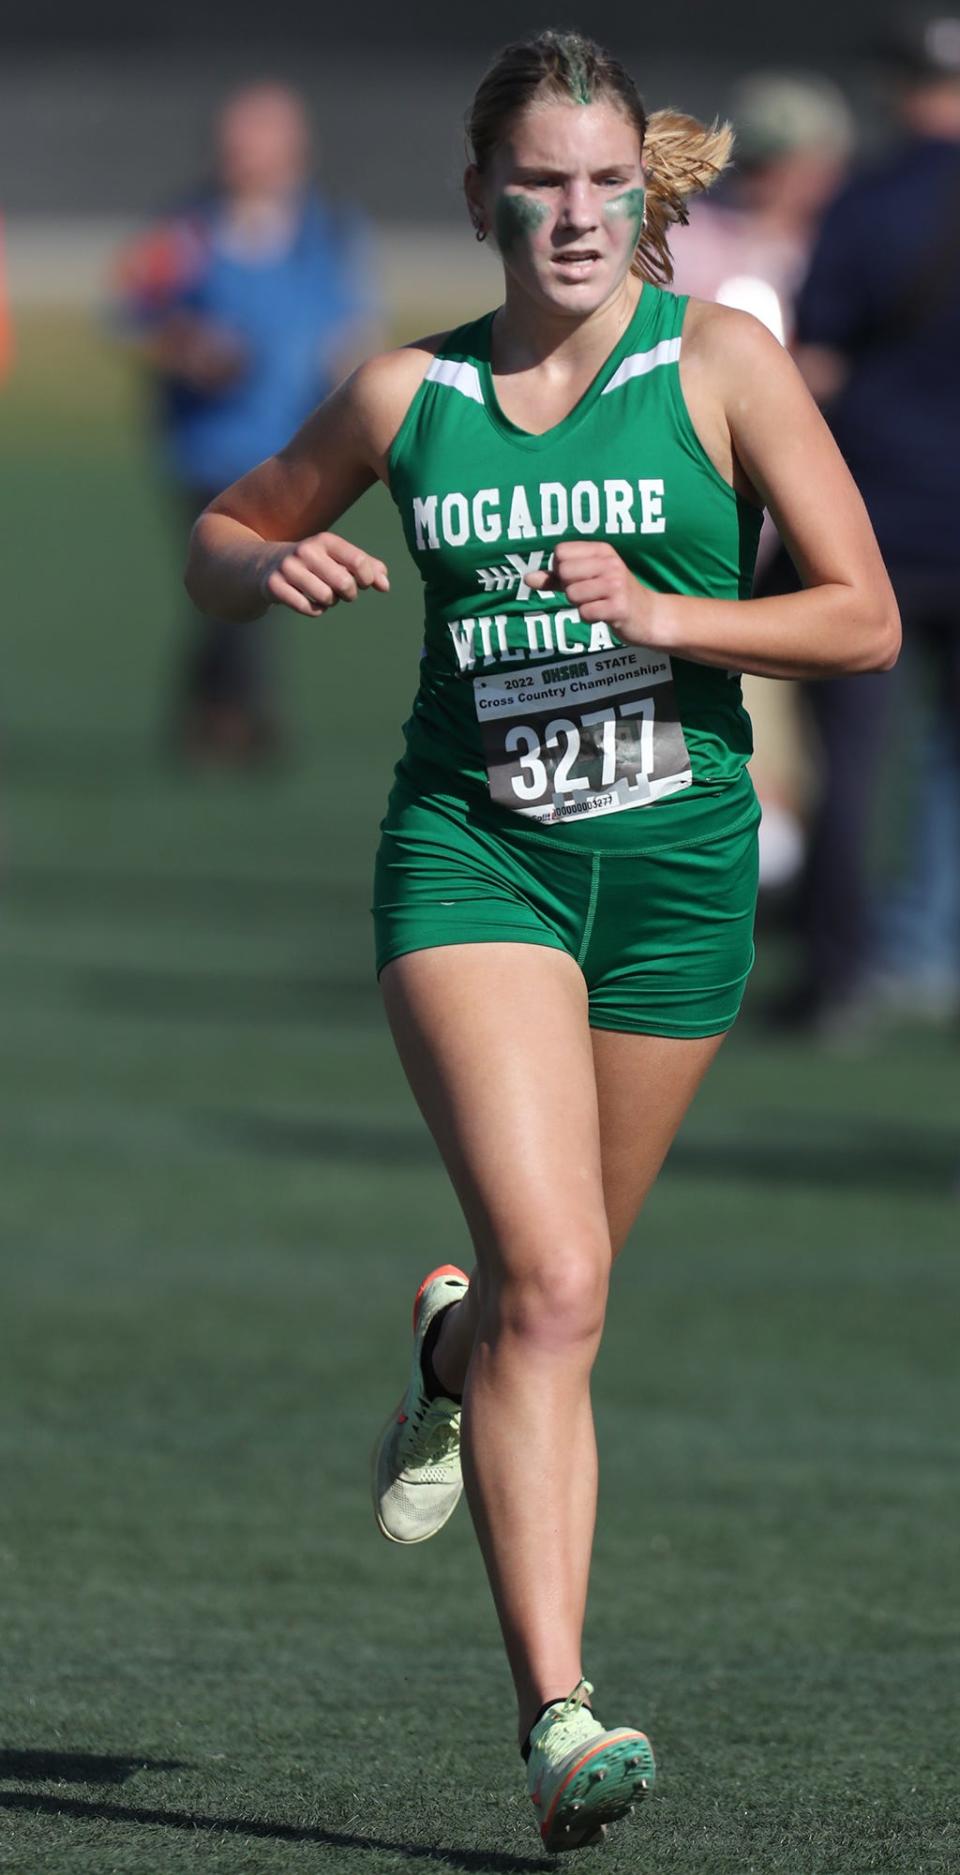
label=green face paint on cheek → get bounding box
[494,191,549,253]
[604,186,646,246]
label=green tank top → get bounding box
[387,282,763,852]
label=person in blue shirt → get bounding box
[116,82,380,762]
[769,13,960,1030]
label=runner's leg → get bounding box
[381,944,725,1740]
[590,1027,726,1253]
[431,1026,726,1380]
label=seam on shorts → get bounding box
[375,929,570,977]
[587,1012,739,1037]
[576,855,601,968]
[586,941,757,1037]
[482,797,761,859]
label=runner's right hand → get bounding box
[260,533,390,615]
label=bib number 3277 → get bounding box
[473,645,692,826]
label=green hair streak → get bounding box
[562,38,593,106]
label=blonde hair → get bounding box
[467,30,734,286]
[636,110,734,285]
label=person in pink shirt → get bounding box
[671,72,853,342]
[672,74,854,900]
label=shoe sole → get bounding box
[540,1733,655,1854]
[371,1264,468,1546]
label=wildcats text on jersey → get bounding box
[412,476,666,552]
[449,608,617,672]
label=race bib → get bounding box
[473,645,692,826]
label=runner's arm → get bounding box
[184,345,434,622]
[640,308,900,677]
[530,310,900,677]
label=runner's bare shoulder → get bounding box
[677,298,774,503]
[346,333,454,474]
[681,297,785,386]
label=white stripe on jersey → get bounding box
[602,337,682,394]
[425,357,485,404]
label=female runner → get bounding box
[186,30,899,1855]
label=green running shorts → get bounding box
[373,780,760,1038]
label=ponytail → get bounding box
[634,111,734,286]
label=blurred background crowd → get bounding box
[3,1,960,1046]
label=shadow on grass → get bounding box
[0,1790,544,1872]
[3,727,162,792]
[3,726,303,801]
[203,1106,959,1191]
[78,966,383,1028]
[667,1113,960,1195]
[0,1751,185,1785]
[10,857,369,925]
[202,1109,438,1168]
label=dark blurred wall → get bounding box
[3,8,890,225]
[5,0,889,58]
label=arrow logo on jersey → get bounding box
[477,551,555,602]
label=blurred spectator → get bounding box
[671,75,854,900]
[773,12,960,1032]
[0,212,12,380]
[872,717,960,1016]
[114,83,380,764]
[672,72,853,342]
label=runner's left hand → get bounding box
[526,542,657,641]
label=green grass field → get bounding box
[0,316,957,1874]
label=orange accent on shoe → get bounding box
[540,1733,648,1843]
[411,1263,468,1332]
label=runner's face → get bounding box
[481,100,645,314]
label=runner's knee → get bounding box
[483,1248,610,1352]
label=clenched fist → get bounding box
[260,532,390,616]
[526,541,657,643]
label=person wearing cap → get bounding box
[773,15,960,1031]
[671,72,854,343]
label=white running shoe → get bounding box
[526,1679,655,1853]
[372,1263,469,1545]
